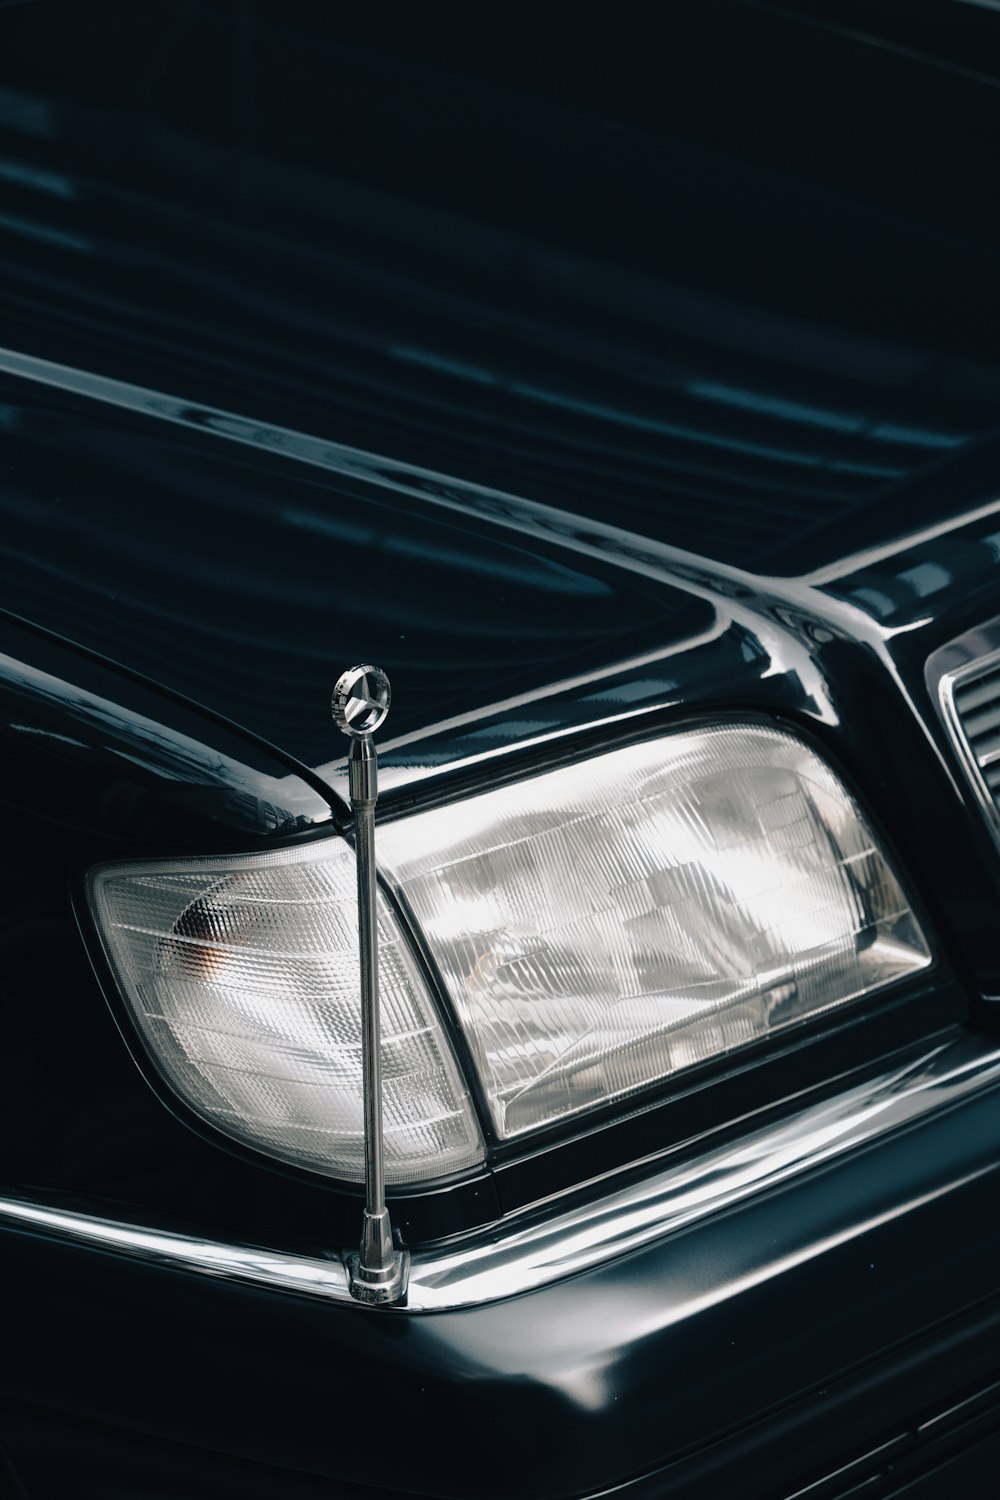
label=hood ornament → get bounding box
[332,664,408,1306]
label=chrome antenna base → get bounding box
[332,664,408,1308]
[346,1209,410,1305]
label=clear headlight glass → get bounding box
[88,841,485,1183]
[379,724,931,1139]
[89,722,931,1181]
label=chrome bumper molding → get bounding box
[1,1033,997,1312]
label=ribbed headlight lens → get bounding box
[90,722,930,1180]
[88,841,485,1183]
[379,724,931,1138]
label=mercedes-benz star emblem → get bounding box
[331,663,391,738]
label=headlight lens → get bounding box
[88,842,485,1183]
[379,724,931,1139]
[90,722,930,1181]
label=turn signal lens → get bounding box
[88,841,484,1183]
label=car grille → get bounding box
[934,629,1000,855]
[950,658,1000,811]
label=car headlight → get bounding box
[88,840,486,1184]
[89,723,930,1181]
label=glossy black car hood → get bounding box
[0,369,713,772]
[1,3,999,775]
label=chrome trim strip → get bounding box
[0,1199,350,1301]
[408,1035,1000,1308]
[1,1035,998,1311]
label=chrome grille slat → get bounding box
[928,623,1000,872]
[953,668,1000,716]
[939,639,1000,842]
[955,703,1000,742]
[965,733,1000,767]
[954,674,1000,777]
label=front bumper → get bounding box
[2,1028,1000,1498]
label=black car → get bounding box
[2,4,1000,1497]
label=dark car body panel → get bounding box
[1,4,1000,1497]
[2,1038,1000,1499]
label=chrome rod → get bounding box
[332,665,408,1305]
[353,779,383,1209]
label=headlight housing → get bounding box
[89,723,931,1181]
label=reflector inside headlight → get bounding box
[379,724,931,1139]
[88,842,485,1183]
